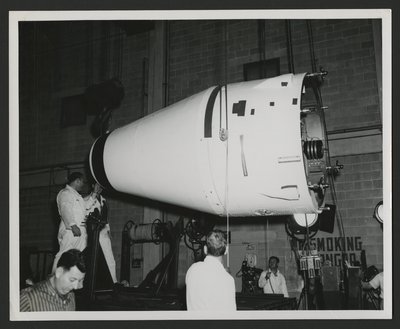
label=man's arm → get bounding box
[361,281,373,290]
[57,191,78,227]
[84,194,100,214]
[228,276,237,310]
[57,191,81,236]
[368,273,382,290]
[258,270,269,288]
[84,183,103,212]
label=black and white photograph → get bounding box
[8,8,392,322]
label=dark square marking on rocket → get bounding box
[269,102,275,106]
[281,82,288,86]
[292,98,298,105]
[251,109,255,115]
[232,100,246,116]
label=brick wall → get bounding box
[18,18,383,293]
[328,153,383,269]
[19,21,150,283]
[19,187,58,250]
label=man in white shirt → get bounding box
[52,172,98,273]
[258,256,289,297]
[362,271,384,309]
[185,229,237,311]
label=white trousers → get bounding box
[99,224,117,283]
[52,225,117,283]
[52,229,87,273]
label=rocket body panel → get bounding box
[90,73,327,217]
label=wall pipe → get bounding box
[285,20,295,74]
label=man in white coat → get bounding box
[52,172,98,273]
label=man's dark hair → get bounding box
[67,172,84,185]
[268,256,280,264]
[57,249,86,273]
[206,229,227,257]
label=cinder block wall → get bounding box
[19,19,383,294]
[167,19,382,294]
[329,153,383,268]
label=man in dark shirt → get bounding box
[20,249,86,311]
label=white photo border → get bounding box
[9,9,392,321]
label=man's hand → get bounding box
[93,183,103,195]
[71,224,82,237]
[361,281,373,290]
